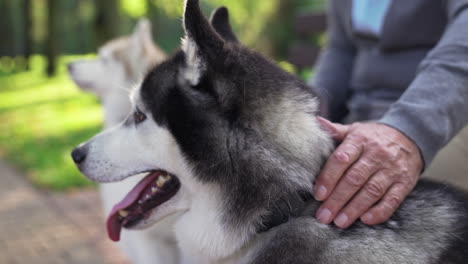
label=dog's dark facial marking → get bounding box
[137,0,322,236]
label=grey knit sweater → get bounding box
[311,0,468,167]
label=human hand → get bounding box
[314,117,424,228]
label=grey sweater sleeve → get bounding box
[310,0,356,121]
[379,3,468,167]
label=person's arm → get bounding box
[379,2,468,167]
[314,3,468,229]
[311,0,356,122]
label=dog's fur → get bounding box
[72,1,468,263]
[68,20,181,264]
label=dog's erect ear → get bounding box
[130,18,154,64]
[131,18,153,51]
[127,18,156,79]
[209,7,239,43]
[181,0,225,85]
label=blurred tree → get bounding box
[22,0,32,70]
[94,0,121,45]
[121,0,147,18]
[264,0,296,59]
[0,0,15,56]
[46,0,59,76]
[0,0,326,73]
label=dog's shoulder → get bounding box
[250,215,332,264]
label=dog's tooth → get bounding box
[151,187,157,193]
[145,194,151,200]
[138,200,143,204]
[118,210,129,217]
[156,178,163,187]
[156,174,171,187]
[156,177,166,187]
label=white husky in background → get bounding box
[68,19,178,264]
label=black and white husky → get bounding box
[72,1,468,263]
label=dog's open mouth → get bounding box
[106,171,180,241]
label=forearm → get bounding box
[379,7,468,167]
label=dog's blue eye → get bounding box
[134,110,146,124]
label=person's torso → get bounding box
[335,0,448,121]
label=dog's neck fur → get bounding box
[173,114,333,263]
[174,182,262,264]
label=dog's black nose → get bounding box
[71,146,87,164]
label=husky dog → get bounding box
[68,20,180,264]
[68,19,166,127]
[72,1,468,263]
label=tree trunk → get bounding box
[22,0,32,70]
[46,0,59,76]
[0,0,15,57]
[94,0,121,46]
[264,0,297,60]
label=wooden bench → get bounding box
[287,12,327,72]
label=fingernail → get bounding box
[314,185,327,200]
[362,213,373,223]
[334,213,348,228]
[317,208,332,224]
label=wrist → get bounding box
[378,122,425,173]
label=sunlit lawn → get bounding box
[0,55,103,191]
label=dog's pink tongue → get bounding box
[106,172,160,242]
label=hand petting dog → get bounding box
[315,117,424,228]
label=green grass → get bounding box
[0,55,103,191]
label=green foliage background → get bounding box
[0,55,101,190]
[0,0,325,191]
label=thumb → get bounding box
[317,116,349,140]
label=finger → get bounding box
[314,140,363,201]
[317,117,349,141]
[316,157,377,224]
[360,183,411,225]
[333,171,393,228]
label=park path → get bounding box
[0,159,130,264]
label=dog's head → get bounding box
[68,19,166,97]
[72,0,333,259]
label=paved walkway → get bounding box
[0,160,130,264]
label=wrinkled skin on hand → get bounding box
[314,117,424,229]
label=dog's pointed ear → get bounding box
[181,0,224,85]
[128,18,156,78]
[131,18,153,54]
[209,7,239,43]
[133,18,153,42]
